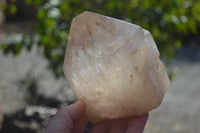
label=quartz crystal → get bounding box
[64,11,170,124]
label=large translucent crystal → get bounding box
[64,11,170,124]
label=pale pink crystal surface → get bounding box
[64,11,170,124]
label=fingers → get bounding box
[61,99,86,124]
[44,100,148,133]
[90,113,148,133]
[44,100,87,133]
[90,117,130,133]
[72,114,88,133]
[126,113,149,133]
[108,118,131,133]
[90,120,112,133]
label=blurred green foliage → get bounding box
[1,0,200,77]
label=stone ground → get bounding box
[0,23,200,132]
[145,43,200,133]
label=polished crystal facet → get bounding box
[64,11,170,124]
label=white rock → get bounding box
[64,11,170,124]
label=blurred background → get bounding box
[0,0,200,132]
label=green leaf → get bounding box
[37,9,46,19]
[174,40,182,49]
[25,0,32,5]
[9,3,17,15]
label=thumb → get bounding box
[59,99,86,124]
[44,100,86,133]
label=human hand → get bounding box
[44,100,148,133]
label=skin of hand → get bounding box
[44,100,148,133]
